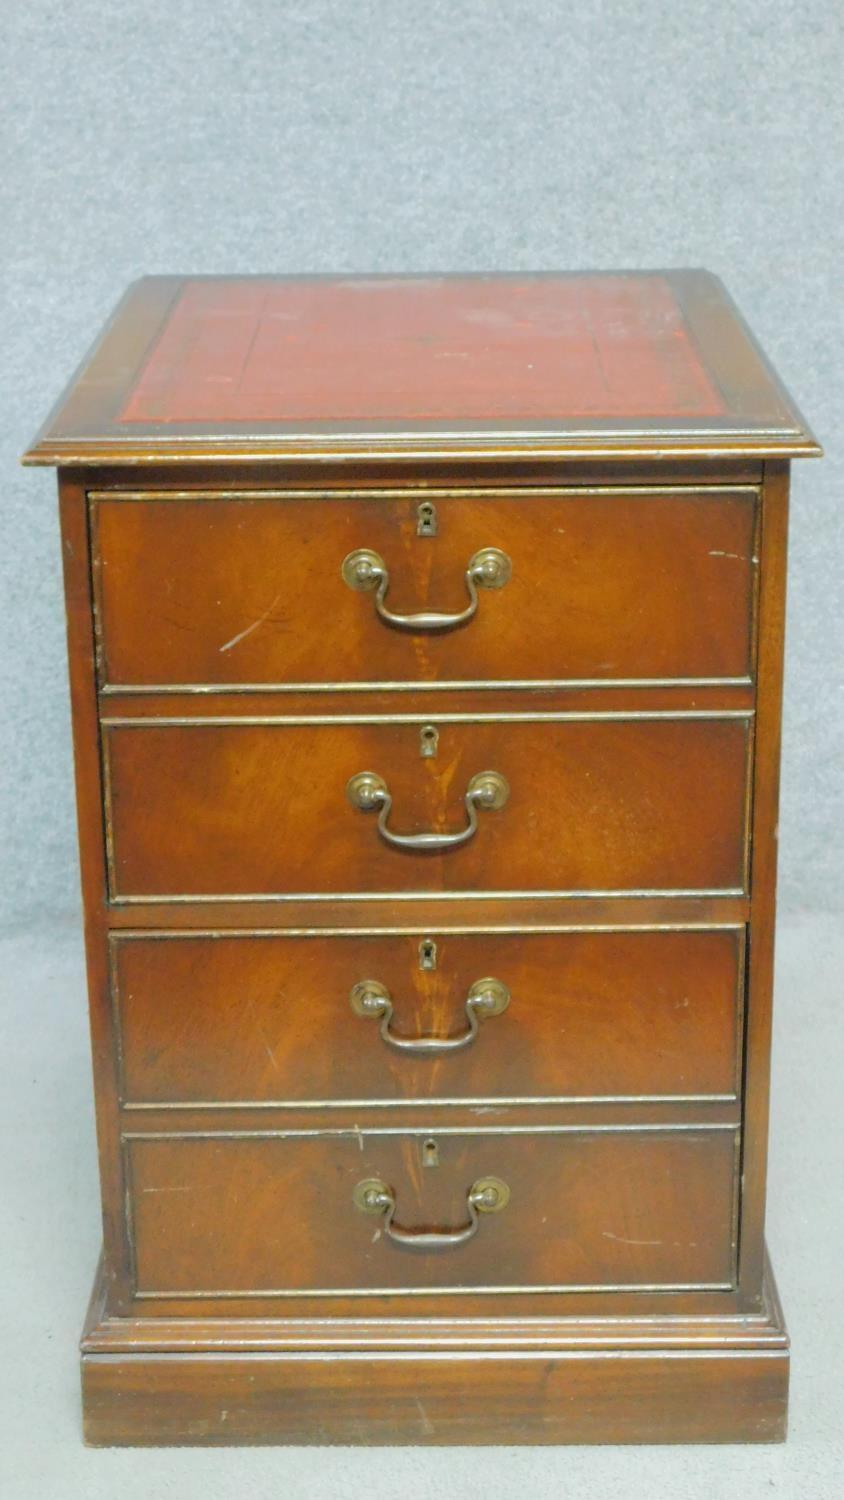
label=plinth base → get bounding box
[81,1256,789,1446]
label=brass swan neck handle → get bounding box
[353,1176,510,1250]
[341,547,511,634]
[349,976,510,1054]
[346,769,509,853]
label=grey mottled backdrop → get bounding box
[3,1,842,928]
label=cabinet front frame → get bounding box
[56,458,789,1318]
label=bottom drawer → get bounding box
[127,1128,738,1298]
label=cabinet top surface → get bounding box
[23,271,819,465]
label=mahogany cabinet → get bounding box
[24,271,819,1444]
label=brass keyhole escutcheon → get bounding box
[416,500,437,536]
[418,938,437,971]
[422,1138,439,1168]
[419,724,439,758]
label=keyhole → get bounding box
[420,724,439,759]
[416,500,437,537]
[419,938,437,970]
[422,1138,439,1168]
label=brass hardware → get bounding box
[352,1174,510,1250]
[346,769,509,853]
[419,724,439,758]
[340,546,511,633]
[422,1138,440,1168]
[471,1177,511,1212]
[349,976,511,1054]
[352,1177,394,1215]
[345,770,389,813]
[418,937,438,970]
[416,500,437,536]
[466,770,510,810]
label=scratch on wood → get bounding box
[414,1398,435,1436]
[602,1230,662,1246]
[253,1016,279,1073]
[219,592,283,653]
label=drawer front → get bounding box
[126,1129,738,1296]
[104,716,750,899]
[92,488,756,688]
[114,929,744,1105]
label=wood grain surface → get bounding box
[104,715,751,898]
[113,927,743,1105]
[91,486,757,687]
[126,1127,738,1296]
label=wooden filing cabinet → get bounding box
[24,271,819,1445]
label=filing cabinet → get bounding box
[24,271,819,1444]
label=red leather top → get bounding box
[121,274,725,425]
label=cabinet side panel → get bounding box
[738,459,790,1299]
[58,469,132,1306]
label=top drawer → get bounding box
[91,487,757,690]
